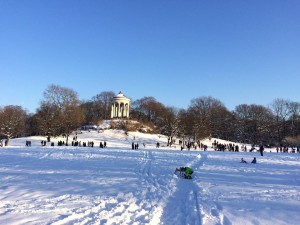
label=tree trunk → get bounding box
[66,134,69,146]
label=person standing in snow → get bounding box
[259,145,264,156]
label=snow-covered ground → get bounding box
[0,130,299,225]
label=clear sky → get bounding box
[0,0,299,113]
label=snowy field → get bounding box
[0,130,300,225]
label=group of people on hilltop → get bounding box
[26,140,32,147]
[180,140,246,152]
[131,142,152,149]
[276,146,300,153]
[24,139,107,148]
[212,141,241,152]
[132,142,139,149]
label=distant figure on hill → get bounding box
[240,158,247,163]
[251,157,257,164]
[259,145,264,156]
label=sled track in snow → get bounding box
[157,153,207,225]
[50,194,149,225]
[158,152,232,225]
[39,148,56,159]
[195,153,232,225]
[35,149,232,225]
[48,149,159,225]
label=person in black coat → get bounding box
[259,145,264,156]
[240,158,248,163]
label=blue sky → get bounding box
[0,0,299,113]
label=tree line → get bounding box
[1,84,300,146]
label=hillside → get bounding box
[7,127,276,153]
[1,129,299,224]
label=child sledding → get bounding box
[240,157,257,164]
[175,167,194,179]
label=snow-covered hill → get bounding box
[0,130,299,225]
[5,129,272,152]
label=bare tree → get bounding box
[234,104,274,144]
[157,106,179,146]
[131,97,155,122]
[187,96,227,141]
[37,84,83,144]
[270,99,291,143]
[288,101,300,137]
[0,105,27,146]
[80,91,115,125]
[92,91,115,120]
[131,97,165,123]
[177,108,194,145]
[34,103,62,140]
[80,100,100,125]
[210,106,234,141]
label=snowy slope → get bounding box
[0,130,299,225]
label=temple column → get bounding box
[111,104,114,118]
[127,104,130,117]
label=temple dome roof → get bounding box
[113,91,130,101]
[116,91,124,97]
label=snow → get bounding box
[0,130,300,225]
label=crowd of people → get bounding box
[276,146,300,153]
[178,139,300,155]
[22,137,109,148]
